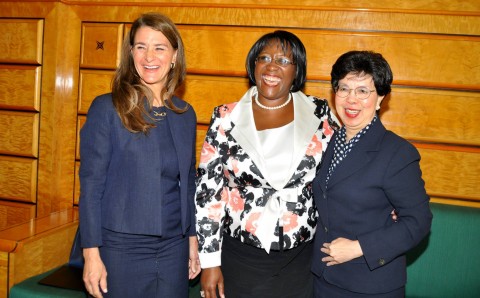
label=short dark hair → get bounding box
[245,30,307,92]
[331,51,393,96]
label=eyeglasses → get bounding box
[255,55,295,67]
[335,86,376,100]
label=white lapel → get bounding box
[280,91,321,188]
[228,87,270,181]
[227,87,322,190]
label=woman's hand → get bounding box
[83,247,108,298]
[200,266,225,298]
[189,236,201,279]
[321,237,363,266]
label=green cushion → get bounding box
[406,203,480,297]
[9,267,87,298]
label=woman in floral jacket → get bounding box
[195,30,339,298]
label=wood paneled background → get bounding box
[0,0,479,296]
[0,0,478,225]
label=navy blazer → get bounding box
[79,93,197,248]
[311,118,432,294]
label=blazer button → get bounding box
[324,226,328,233]
[378,258,385,266]
[323,194,327,199]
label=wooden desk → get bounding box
[0,208,79,298]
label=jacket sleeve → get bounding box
[187,108,197,237]
[79,95,113,248]
[358,140,433,270]
[195,106,228,268]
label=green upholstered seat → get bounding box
[9,267,87,298]
[406,203,480,297]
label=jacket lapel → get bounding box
[285,92,322,186]
[326,118,386,189]
[165,100,194,178]
[317,131,336,193]
[228,87,269,181]
[229,87,324,190]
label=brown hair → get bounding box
[112,12,187,133]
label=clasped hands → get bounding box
[321,237,363,266]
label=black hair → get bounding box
[331,51,393,96]
[245,30,307,92]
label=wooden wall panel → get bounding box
[179,75,250,124]
[417,146,480,202]
[80,23,124,70]
[67,0,480,13]
[74,161,80,205]
[0,111,39,157]
[78,69,114,114]
[0,19,43,64]
[69,4,480,36]
[196,125,208,166]
[180,26,262,76]
[76,116,86,160]
[0,156,37,203]
[381,89,480,146]
[0,66,41,111]
[36,5,80,216]
[0,201,36,231]
[180,26,480,90]
[178,76,480,147]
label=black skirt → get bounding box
[221,234,313,298]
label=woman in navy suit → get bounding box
[311,51,432,297]
[79,12,200,298]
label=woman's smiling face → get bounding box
[254,41,296,103]
[131,26,177,93]
[335,73,384,139]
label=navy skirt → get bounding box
[99,228,189,298]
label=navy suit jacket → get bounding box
[79,93,197,248]
[311,118,432,294]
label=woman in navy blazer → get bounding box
[311,51,432,297]
[79,13,200,298]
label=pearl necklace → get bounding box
[254,93,292,110]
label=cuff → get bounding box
[199,251,222,269]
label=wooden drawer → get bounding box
[0,19,43,64]
[80,23,124,69]
[0,156,37,203]
[0,65,41,111]
[78,69,114,114]
[0,111,39,157]
[0,201,36,230]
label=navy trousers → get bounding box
[99,228,189,298]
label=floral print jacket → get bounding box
[195,87,339,268]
